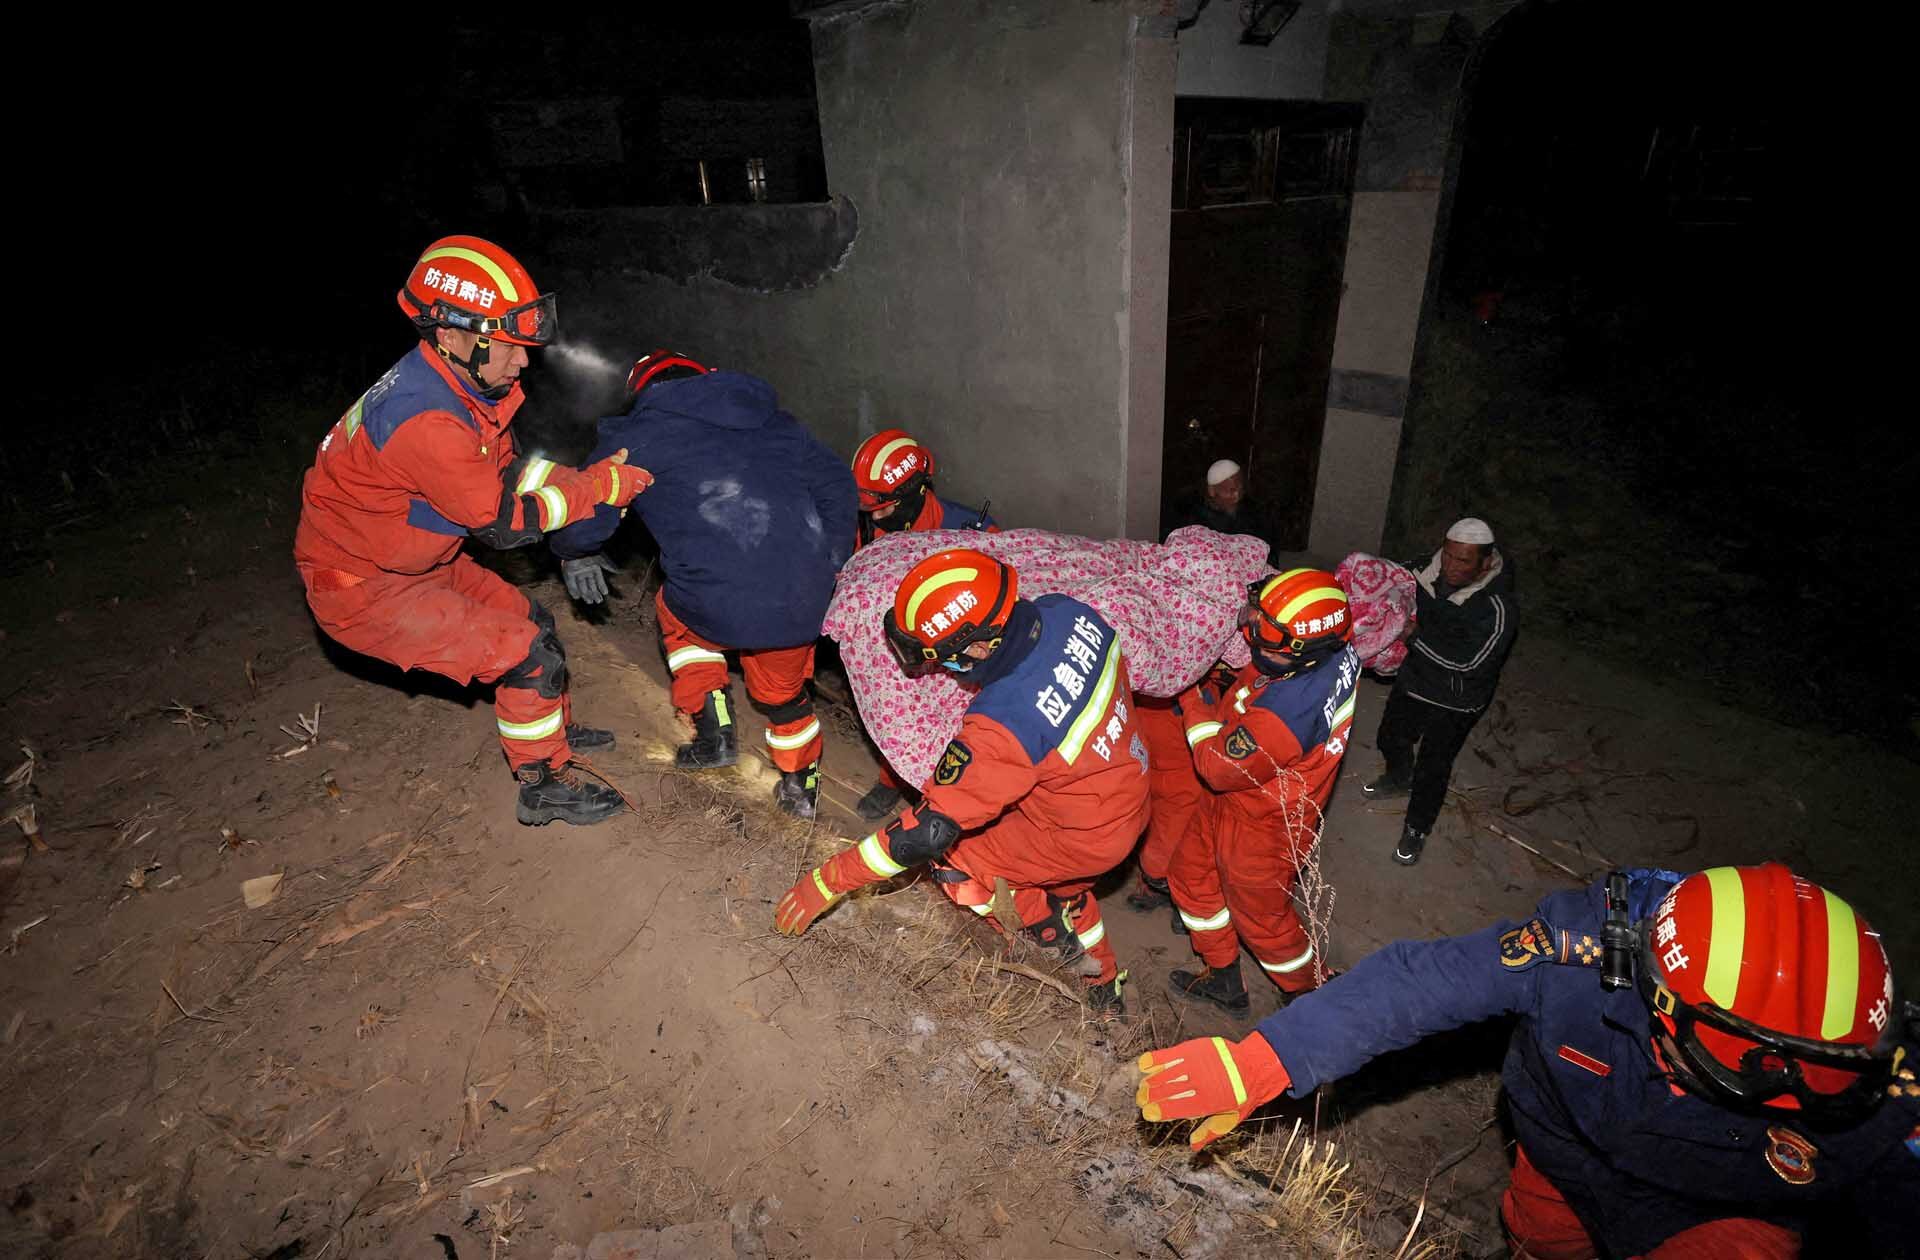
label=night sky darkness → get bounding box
[22,3,1909,749]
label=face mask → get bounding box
[941,658,974,674]
[1252,650,1297,678]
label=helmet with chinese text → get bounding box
[852,428,936,517]
[626,349,708,402]
[884,548,1017,671]
[1243,568,1350,669]
[1638,862,1899,1126]
[397,235,556,348]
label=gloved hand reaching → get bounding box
[582,448,652,509]
[1136,1033,1291,1150]
[562,554,621,604]
[773,844,886,936]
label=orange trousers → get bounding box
[655,589,822,772]
[299,555,570,771]
[1500,1144,1798,1259]
[1133,697,1204,885]
[931,800,1148,985]
[1166,791,1320,993]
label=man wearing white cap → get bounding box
[1164,459,1277,564]
[1361,517,1516,865]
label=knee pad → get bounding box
[499,626,569,699]
[884,806,962,867]
[528,599,556,636]
[753,690,814,725]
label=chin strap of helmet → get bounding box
[432,332,511,401]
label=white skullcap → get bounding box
[1206,459,1242,486]
[1446,517,1495,545]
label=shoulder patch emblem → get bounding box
[933,740,972,786]
[1223,726,1258,760]
[1763,1126,1818,1186]
[1499,917,1556,970]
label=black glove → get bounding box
[561,554,621,605]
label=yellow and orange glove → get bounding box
[773,846,879,936]
[520,448,653,532]
[1136,1033,1291,1151]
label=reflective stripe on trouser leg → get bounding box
[1068,894,1119,984]
[654,589,730,715]
[763,716,823,773]
[495,693,568,770]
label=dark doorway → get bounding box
[1162,98,1361,549]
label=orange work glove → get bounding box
[1136,1033,1291,1151]
[581,448,652,508]
[522,449,653,532]
[773,847,878,936]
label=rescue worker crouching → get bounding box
[773,548,1151,1016]
[1165,569,1359,1013]
[294,235,649,828]
[1137,863,1920,1258]
[848,429,999,822]
[550,350,859,820]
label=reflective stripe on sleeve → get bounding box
[533,484,570,529]
[857,833,906,879]
[515,457,556,494]
[1186,721,1223,747]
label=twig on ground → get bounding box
[983,959,1083,1004]
[160,981,222,1024]
[576,877,674,991]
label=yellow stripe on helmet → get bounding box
[1258,568,1313,601]
[903,566,978,631]
[1701,866,1746,1009]
[866,436,918,482]
[419,245,522,303]
[1277,586,1346,624]
[1820,889,1861,1041]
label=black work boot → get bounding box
[1085,969,1128,1020]
[674,689,738,769]
[1125,875,1172,912]
[1361,769,1411,800]
[1392,824,1427,866]
[774,763,820,820]
[565,723,615,753]
[1168,964,1251,1013]
[514,761,624,826]
[855,779,904,821]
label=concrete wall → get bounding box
[537,0,1166,539]
[1306,9,1483,561]
[1175,0,1331,99]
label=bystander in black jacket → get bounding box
[1399,545,1517,713]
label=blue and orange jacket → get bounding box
[1253,872,1920,1256]
[549,371,857,649]
[1180,646,1360,818]
[296,344,524,577]
[915,596,1149,839]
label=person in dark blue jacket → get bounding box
[550,350,858,819]
[1137,863,1918,1258]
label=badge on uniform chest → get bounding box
[1763,1125,1818,1185]
[934,740,972,786]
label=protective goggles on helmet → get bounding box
[428,292,558,346]
[1637,932,1898,1125]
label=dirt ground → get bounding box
[3,506,1916,1259]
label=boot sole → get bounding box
[517,803,624,826]
[1166,980,1251,1014]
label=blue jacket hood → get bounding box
[637,371,776,432]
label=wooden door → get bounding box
[1163,99,1361,548]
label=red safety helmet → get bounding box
[627,349,708,398]
[853,428,935,511]
[1638,863,1899,1123]
[1243,568,1351,664]
[397,235,556,346]
[885,548,1017,669]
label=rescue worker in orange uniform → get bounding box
[1165,569,1359,1011]
[848,430,1000,822]
[295,236,649,827]
[1125,681,1221,926]
[1138,864,1920,1258]
[774,548,1151,1014]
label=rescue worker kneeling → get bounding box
[848,428,998,822]
[1165,569,1358,1011]
[295,235,649,828]
[1137,863,1919,1258]
[773,549,1151,1015]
